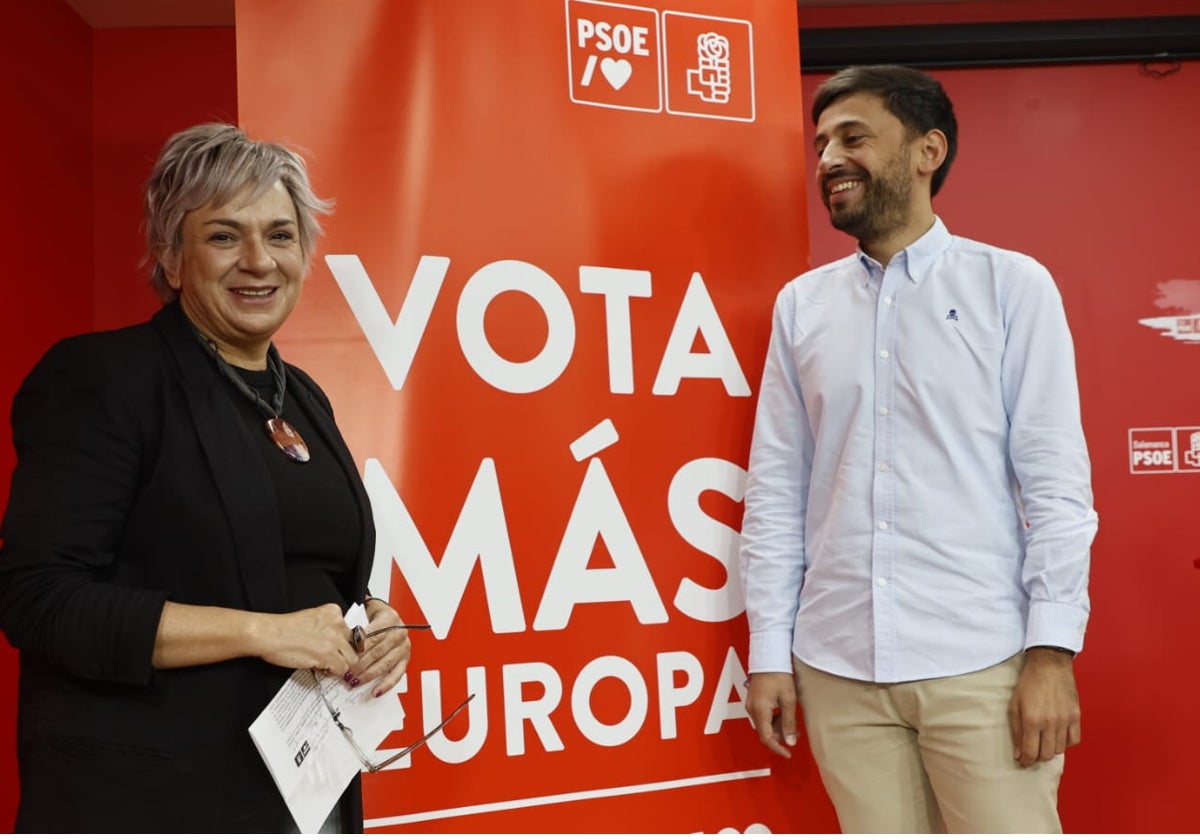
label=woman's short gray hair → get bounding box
[144,123,333,302]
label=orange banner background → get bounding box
[237,0,822,831]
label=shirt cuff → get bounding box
[1025,599,1089,654]
[748,629,796,674]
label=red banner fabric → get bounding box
[236,0,829,832]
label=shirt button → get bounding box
[879,463,889,472]
[879,407,890,416]
[880,350,890,359]
[883,296,893,305]
[878,521,888,530]
[876,578,888,586]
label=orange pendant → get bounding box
[264,417,310,463]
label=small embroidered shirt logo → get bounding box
[945,308,959,321]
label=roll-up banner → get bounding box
[237,0,826,831]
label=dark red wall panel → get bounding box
[92,27,238,330]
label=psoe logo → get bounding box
[1138,279,1200,343]
[663,11,755,121]
[566,0,663,113]
[1181,428,1200,470]
[1128,426,1200,474]
[565,0,755,121]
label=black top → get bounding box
[227,364,362,612]
[0,303,374,832]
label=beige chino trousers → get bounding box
[794,653,1063,833]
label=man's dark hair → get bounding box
[811,65,958,196]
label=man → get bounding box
[739,65,1097,833]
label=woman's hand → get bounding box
[351,598,413,697]
[152,601,360,674]
[251,603,360,675]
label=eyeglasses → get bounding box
[311,667,474,773]
[351,622,430,654]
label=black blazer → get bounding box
[0,303,374,832]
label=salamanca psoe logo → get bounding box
[1139,279,1200,343]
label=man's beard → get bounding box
[827,151,912,243]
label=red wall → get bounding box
[92,28,238,330]
[0,1,92,427]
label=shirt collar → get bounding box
[854,216,952,287]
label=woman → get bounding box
[0,124,410,832]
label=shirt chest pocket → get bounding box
[895,306,1005,403]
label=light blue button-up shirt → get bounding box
[740,218,1097,683]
